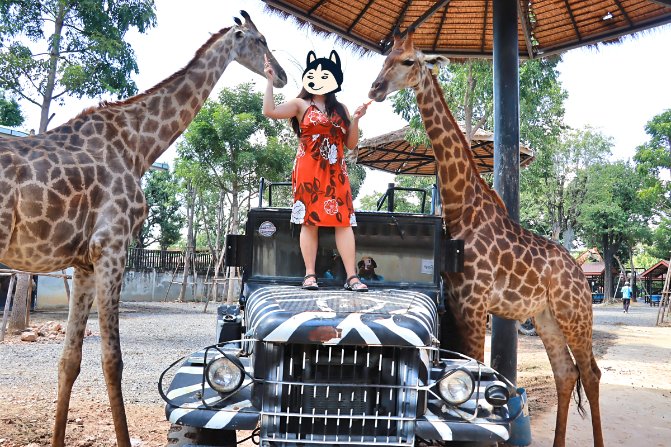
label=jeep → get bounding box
[160,182,528,446]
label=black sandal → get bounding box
[344,275,368,292]
[302,274,319,290]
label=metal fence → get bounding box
[125,248,213,273]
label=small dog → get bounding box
[358,256,383,281]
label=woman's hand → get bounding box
[264,54,275,83]
[352,100,372,121]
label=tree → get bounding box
[0,89,23,127]
[135,170,184,250]
[0,0,156,132]
[176,83,297,301]
[520,126,612,248]
[634,109,671,214]
[177,83,295,234]
[578,161,654,300]
[646,217,671,260]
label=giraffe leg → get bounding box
[446,290,488,361]
[565,327,604,447]
[94,254,132,447]
[533,308,579,447]
[52,268,96,447]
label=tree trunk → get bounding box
[629,247,637,302]
[8,274,31,333]
[177,184,196,302]
[602,234,615,301]
[39,3,66,133]
[210,189,226,303]
[562,225,575,251]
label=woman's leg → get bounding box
[335,226,366,289]
[300,225,319,285]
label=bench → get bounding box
[650,295,661,307]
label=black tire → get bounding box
[517,318,537,336]
[166,424,236,447]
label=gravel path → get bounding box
[1,298,662,405]
[0,301,217,405]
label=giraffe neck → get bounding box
[413,69,506,235]
[58,27,237,176]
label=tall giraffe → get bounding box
[0,11,286,447]
[368,32,603,447]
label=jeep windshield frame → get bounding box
[242,207,443,291]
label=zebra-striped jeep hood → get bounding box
[245,286,437,347]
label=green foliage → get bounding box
[646,218,671,260]
[176,83,296,235]
[634,109,671,212]
[634,245,664,270]
[0,89,23,126]
[136,170,184,250]
[578,161,653,250]
[0,0,156,131]
[520,126,612,243]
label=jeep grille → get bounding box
[260,343,419,445]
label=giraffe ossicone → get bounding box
[0,11,285,447]
[369,31,604,447]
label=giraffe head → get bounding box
[368,30,448,101]
[232,10,287,88]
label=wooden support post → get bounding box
[0,274,17,342]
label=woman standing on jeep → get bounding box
[263,50,369,292]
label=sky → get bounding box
[13,0,671,197]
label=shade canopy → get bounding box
[263,0,671,58]
[356,125,534,175]
[640,260,669,279]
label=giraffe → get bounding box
[368,32,603,447]
[0,11,286,447]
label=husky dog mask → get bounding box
[302,50,343,95]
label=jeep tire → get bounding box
[518,318,537,336]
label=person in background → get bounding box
[621,281,632,313]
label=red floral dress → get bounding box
[290,104,356,227]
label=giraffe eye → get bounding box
[401,59,415,66]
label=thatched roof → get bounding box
[263,0,671,58]
[356,125,534,175]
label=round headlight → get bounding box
[484,381,510,407]
[205,355,244,393]
[438,369,474,405]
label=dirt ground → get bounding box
[0,300,669,446]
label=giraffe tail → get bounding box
[573,374,586,418]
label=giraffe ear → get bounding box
[306,51,317,65]
[424,55,450,67]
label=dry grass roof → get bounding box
[357,125,534,175]
[263,0,671,58]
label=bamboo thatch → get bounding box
[263,0,671,58]
[356,125,534,175]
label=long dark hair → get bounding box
[290,88,351,136]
